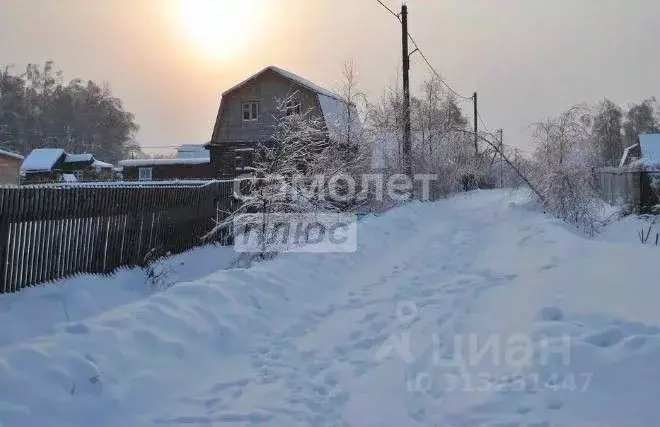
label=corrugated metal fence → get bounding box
[0,180,234,293]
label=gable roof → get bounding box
[177,144,210,159]
[0,148,24,161]
[21,149,113,172]
[21,148,66,172]
[64,153,94,163]
[619,143,639,168]
[210,66,363,147]
[638,134,660,166]
[223,66,342,100]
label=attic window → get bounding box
[242,101,260,121]
[285,99,301,116]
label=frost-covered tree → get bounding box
[530,106,603,233]
[623,98,660,150]
[368,75,490,198]
[206,92,364,255]
[592,99,623,166]
[0,61,139,163]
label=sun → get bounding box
[176,0,265,61]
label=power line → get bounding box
[406,32,474,101]
[375,0,400,21]
[477,110,491,134]
[374,1,474,102]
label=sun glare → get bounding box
[177,0,265,61]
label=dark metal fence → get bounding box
[0,180,234,293]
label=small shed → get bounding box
[118,157,214,181]
[597,133,660,213]
[20,148,114,183]
[0,148,25,184]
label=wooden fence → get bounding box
[596,167,660,213]
[0,180,234,293]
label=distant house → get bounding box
[119,144,214,181]
[207,66,361,179]
[20,148,114,183]
[598,134,660,213]
[0,148,24,184]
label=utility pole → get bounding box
[473,92,478,156]
[498,129,504,188]
[401,4,412,178]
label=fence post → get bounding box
[0,188,10,293]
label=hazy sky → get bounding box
[1,0,659,156]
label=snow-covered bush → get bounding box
[529,107,604,234]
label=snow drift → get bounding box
[0,190,659,426]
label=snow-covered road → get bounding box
[1,190,660,426]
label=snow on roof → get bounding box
[92,160,113,169]
[638,134,660,166]
[118,158,210,167]
[619,143,639,168]
[64,153,94,163]
[177,144,210,159]
[20,148,66,172]
[0,148,24,161]
[223,66,342,100]
[318,94,363,144]
[268,66,342,100]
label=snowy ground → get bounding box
[0,244,237,347]
[1,190,659,426]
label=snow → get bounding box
[596,214,658,245]
[176,145,209,160]
[60,174,77,182]
[118,158,210,167]
[91,160,113,169]
[21,179,224,188]
[0,148,24,161]
[619,143,639,167]
[64,153,93,163]
[638,133,660,166]
[2,190,660,426]
[20,148,65,172]
[318,94,363,144]
[223,66,342,101]
[0,244,236,349]
[268,66,342,100]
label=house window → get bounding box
[285,99,301,116]
[242,101,260,121]
[138,167,153,181]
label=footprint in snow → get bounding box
[583,327,625,348]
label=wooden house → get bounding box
[119,144,214,181]
[0,148,24,184]
[206,66,361,179]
